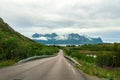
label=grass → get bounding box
[75,59,120,80]
[0,60,15,68]
[63,44,120,80]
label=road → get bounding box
[0,50,89,80]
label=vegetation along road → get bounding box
[0,50,90,80]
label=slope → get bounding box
[0,17,58,67]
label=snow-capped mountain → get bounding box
[32,33,103,45]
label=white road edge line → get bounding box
[66,61,76,75]
[72,68,76,75]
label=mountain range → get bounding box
[32,33,103,45]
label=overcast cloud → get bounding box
[0,0,120,42]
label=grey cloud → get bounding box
[0,0,120,42]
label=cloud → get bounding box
[0,0,120,42]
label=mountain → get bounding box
[0,18,35,42]
[0,17,15,32]
[32,33,103,45]
[0,17,58,67]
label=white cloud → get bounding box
[35,37,48,41]
[55,35,68,40]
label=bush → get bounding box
[97,51,114,67]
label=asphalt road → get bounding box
[0,50,89,80]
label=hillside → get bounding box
[0,18,14,32]
[0,17,58,67]
[32,33,103,45]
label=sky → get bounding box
[0,0,120,43]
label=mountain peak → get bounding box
[32,33,40,38]
[51,33,57,36]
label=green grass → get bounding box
[75,59,120,80]
[0,60,15,68]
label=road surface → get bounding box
[0,50,89,80]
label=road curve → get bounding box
[0,50,89,80]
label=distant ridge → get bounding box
[32,33,103,45]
